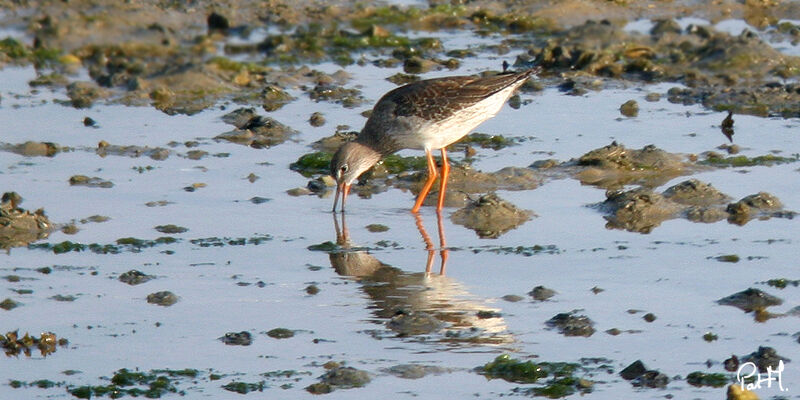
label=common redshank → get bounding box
[330,67,537,213]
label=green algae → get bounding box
[377,154,428,174]
[686,371,729,388]
[700,154,799,168]
[457,132,520,150]
[189,234,272,247]
[29,237,178,254]
[307,241,340,252]
[64,368,203,398]
[480,355,587,398]
[470,244,561,256]
[0,37,28,59]
[291,152,333,177]
[222,381,266,394]
[765,278,800,289]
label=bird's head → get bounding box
[330,141,381,212]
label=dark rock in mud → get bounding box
[5,141,60,157]
[266,328,295,339]
[663,179,731,206]
[620,360,669,388]
[69,175,114,188]
[502,294,524,302]
[220,331,252,346]
[309,112,325,127]
[528,286,556,301]
[309,84,364,108]
[96,141,170,160]
[306,366,370,393]
[574,142,689,190]
[305,284,319,295]
[545,312,595,337]
[1,330,64,357]
[600,188,681,234]
[66,81,105,108]
[741,346,791,373]
[717,288,782,312]
[619,99,639,117]
[726,192,793,225]
[686,206,729,223]
[387,310,444,336]
[207,12,230,34]
[119,270,154,286]
[216,107,297,148]
[0,192,52,249]
[311,131,358,153]
[724,355,740,372]
[451,193,532,239]
[146,291,178,306]
[155,224,188,234]
[384,364,449,379]
[0,298,20,311]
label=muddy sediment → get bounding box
[1,1,799,117]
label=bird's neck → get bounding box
[357,127,397,157]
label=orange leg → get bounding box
[411,149,438,213]
[436,149,450,212]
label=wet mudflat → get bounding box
[2,1,800,399]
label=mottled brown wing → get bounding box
[388,70,533,121]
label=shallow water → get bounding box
[2,34,800,400]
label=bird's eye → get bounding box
[340,165,348,173]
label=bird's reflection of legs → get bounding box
[333,211,348,247]
[414,211,449,275]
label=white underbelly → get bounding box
[394,85,516,151]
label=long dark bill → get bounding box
[332,182,351,212]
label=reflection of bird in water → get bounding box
[721,110,734,142]
[330,68,537,213]
[329,213,512,347]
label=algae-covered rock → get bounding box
[0,192,52,249]
[215,107,297,148]
[451,193,532,239]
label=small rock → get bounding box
[267,328,294,339]
[220,331,252,346]
[545,312,595,337]
[502,294,524,302]
[309,112,326,127]
[207,12,230,33]
[528,286,556,301]
[119,270,154,285]
[155,224,188,234]
[718,288,782,312]
[319,366,371,388]
[644,92,661,102]
[146,291,178,306]
[451,193,532,239]
[387,310,444,336]
[305,285,319,295]
[0,298,20,311]
[365,224,389,233]
[287,187,312,196]
[741,346,791,373]
[642,313,656,322]
[69,175,113,188]
[619,100,639,117]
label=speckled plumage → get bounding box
[331,68,537,213]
